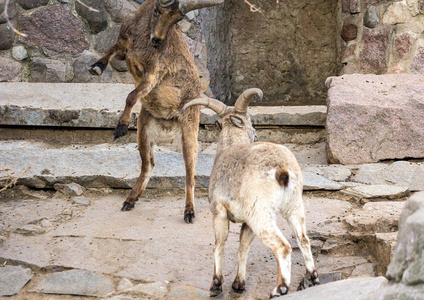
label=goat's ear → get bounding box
[230,115,244,128]
[215,120,222,131]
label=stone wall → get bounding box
[200,0,342,106]
[340,0,424,76]
[201,0,424,106]
[1,0,423,105]
[0,0,208,89]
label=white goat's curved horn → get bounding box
[159,0,175,7]
[234,88,263,114]
[179,0,224,15]
[183,97,228,117]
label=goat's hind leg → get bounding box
[249,220,292,298]
[121,110,156,211]
[210,208,229,297]
[232,223,255,293]
[287,214,319,290]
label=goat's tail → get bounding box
[275,167,290,188]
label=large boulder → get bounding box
[368,192,424,299]
[326,74,424,164]
[19,5,89,55]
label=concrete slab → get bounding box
[0,141,326,190]
[0,83,326,128]
[0,191,364,299]
[284,276,388,300]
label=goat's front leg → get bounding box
[232,223,255,293]
[181,105,200,223]
[121,109,155,211]
[210,208,229,297]
[89,43,120,75]
[114,70,159,140]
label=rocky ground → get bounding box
[1,80,421,298]
[0,177,407,299]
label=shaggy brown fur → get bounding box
[90,0,203,223]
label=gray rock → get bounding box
[94,25,121,54]
[179,19,192,33]
[0,265,33,296]
[326,74,424,164]
[283,276,387,300]
[12,45,28,61]
[117,278,133,291]
[72,54,116,83]
[15,0,49,9]
[104,0,136,22]
[344,201,404,233]
[0,56,21,82]
[386,192,424,284]
[54,182,84,196]
[124,281,167,297]
[30,58,66,83]
[19,5,89,55]
[369,282,424,300]
[0,0,17,24]
[302,168,343,191]
[342,185,409,199]
[73,196,90,206]
[40,219,53,228]
[354,161,424,192]
[110,57,128,72]
[0,24,14,50]
[17,224,46,235]
[75,0,108,34]
[33,269,114,296]
[364,6,379,28]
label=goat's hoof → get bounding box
[297,270,320,291]
[232,279,245,293]
[114,123,128,140]
[121,201,135,211]
[209,286,222,297]
[184,210,195,224]
[89,62,105,76]
[270,284,288,299]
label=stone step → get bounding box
[1,140,423,192]
[0,83,326,144]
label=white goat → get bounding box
[183,88,319,298]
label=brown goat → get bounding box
[89,0,223,223]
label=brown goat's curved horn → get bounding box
[234,88,263,114]
[179,0,224,15]
[159,0,175,7]
[182,97,228,117]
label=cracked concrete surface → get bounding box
[0,187,405,299]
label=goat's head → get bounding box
[150,0,224,47]
[183,88,263,152]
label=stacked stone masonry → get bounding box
[0,0,208,89]
[341,0,424,76]
[1,0,423,104]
